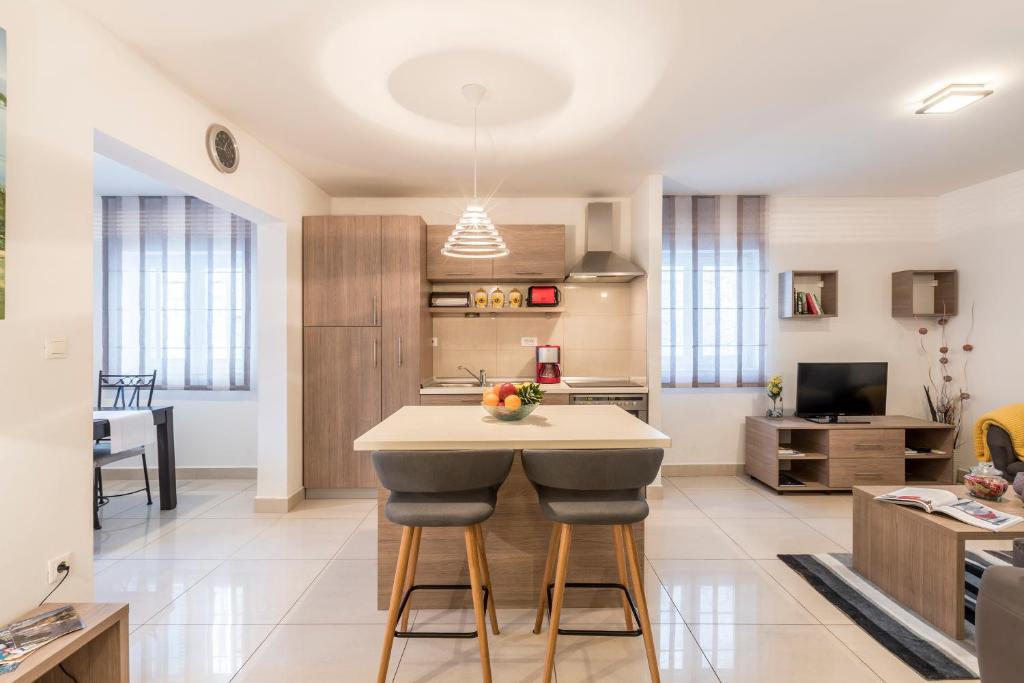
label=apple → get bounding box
[497,383,518,401]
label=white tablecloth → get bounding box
[94,410,157,452]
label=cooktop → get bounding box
[564,380,645,389]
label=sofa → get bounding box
[985,425,1024,481]
[975,539,1024,683]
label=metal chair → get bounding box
[522,448,664,683]
[94,371,157,529]
[373,449,514,683]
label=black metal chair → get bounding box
[94,371,157,529]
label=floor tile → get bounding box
[713,518,844,559]
[178,478,258,493]
[684,489,792,519]
[151,559,326,625]
[693,624,883,682]
[199,490,283,519]
[802,517,853,551]
[283,559,389,625]
[116,490,239,520]
[647,486,706,518]
[764,492,853,519]
[334,515,378,560]
[667,476,753,491]
[645,517,748,560]
[287,497,378,518]
[94,515,183,560]
[826,624,977,683]
[232,518,360,560]
[93,559,118,574]
[129,623,271,683]
[395,622,550,683]
[93,558,220,624]
[231,624,403,682]
[755,559,852,625]
[553,622,719,683]
[651,559,816,625]
[132,517,275,560]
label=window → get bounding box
[100,196,254,390]
[661,195,767,388]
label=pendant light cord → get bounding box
[472,103,479,201]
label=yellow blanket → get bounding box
[974,403,1024,462]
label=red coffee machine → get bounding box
[535,345,561,384]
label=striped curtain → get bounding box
[100,196,253,390]
[662,195,767,388]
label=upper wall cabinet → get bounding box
[891,270,958,318]
[491,225,566,281]
[426,224,566,282]
[304,215,382,326]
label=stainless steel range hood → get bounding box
[565,202,645,283]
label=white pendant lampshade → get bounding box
[441,84,508,260]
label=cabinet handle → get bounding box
[372,296,378,325]
[445,271,473,276]
[514,271,542,275]
[854,443,883,449]
[372,339,378,368]
[397,336,403,367]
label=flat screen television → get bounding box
[795,362,888,423]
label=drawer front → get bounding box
[828,457,904,488]
[420,393,483,406]
[828,429,903,459]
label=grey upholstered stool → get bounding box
[373,449,514,683]
[522,448,664,683]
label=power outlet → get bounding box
[520,337,538,347]
[47,553,71,584]
[431,337,438,347]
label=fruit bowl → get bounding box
[964,473,1008,501]
[482,402,539,422]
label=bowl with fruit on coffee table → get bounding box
[482,382,545,421]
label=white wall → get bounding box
[659,197,944,466]
[0,0,328,621]
[938,169,1024,466]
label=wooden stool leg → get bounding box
[400,527,422,632]
[543,523,572,683]
[464,526,493,683]
[533,525,560,634]
[613,524,635,630]
[622,525,661,683]
[474,524,500,635]
[377,526,413,683]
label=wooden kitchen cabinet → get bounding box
[303,326,382,488]
[303,215,382,326]
[491,225,566,281]
[426,225,493,281]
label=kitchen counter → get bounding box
[419,380,648,395]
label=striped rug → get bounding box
[779,551,1013,681]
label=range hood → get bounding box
[565,202,645,283]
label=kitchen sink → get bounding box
[422,377,531,389]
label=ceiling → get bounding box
[70,0,1024,197]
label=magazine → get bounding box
[0,605,83,674]
[875,487,1024,531]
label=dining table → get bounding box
[92,406,177,510]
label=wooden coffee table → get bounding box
[853,485,1024,639]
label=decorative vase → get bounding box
[1013,472,1024,503]
[766,396,783,418]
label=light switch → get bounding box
[44,336,68,359]
[431,337,438,347]
[521,337,538,347]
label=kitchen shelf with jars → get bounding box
[428,284,564,316]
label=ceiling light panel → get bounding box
[916,83,992,114]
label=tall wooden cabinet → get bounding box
[303,215,430,489]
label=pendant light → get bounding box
[441,84,509,259]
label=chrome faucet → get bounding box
[457,365,487,387]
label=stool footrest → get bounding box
[546,582,643,637]
[394,584,490,639]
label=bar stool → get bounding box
[522,448,664,683]
[373,449,514,683]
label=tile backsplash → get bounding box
[431,283,643,379]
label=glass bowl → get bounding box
[482,402,539,422]
[963,473,1008,501]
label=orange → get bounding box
[503,394,522,410]
[482,392,500,406]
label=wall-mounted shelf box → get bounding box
[778,270,838,319]
[891,270,958,318]
[428,306,564,317]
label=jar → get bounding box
[474,288,488,308]
[490,287,505,308]
[508,288,523,308]
[963,462,1009,501]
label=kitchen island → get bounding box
[354,405,670,609]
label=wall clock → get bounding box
[206,124,239,174]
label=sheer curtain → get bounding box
[100,196,254,390]
[662,195,767,388]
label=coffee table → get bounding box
[853,485,1024,639]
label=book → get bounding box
[0,606,84,674]
[810,291,824,315]
[875,487,1023,531]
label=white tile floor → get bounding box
[92,475,981,682]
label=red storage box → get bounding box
[527,286,560,307]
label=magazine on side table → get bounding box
[875,487,1023,532]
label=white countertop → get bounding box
[354,405,670,451]
[420,381,648,395]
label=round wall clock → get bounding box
[206,124,239,174]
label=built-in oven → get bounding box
[569,394,648,423]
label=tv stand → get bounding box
[744,415,954,494]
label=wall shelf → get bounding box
[891,270,958,318]
[778,270,838,319]
[428,306,564,317]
